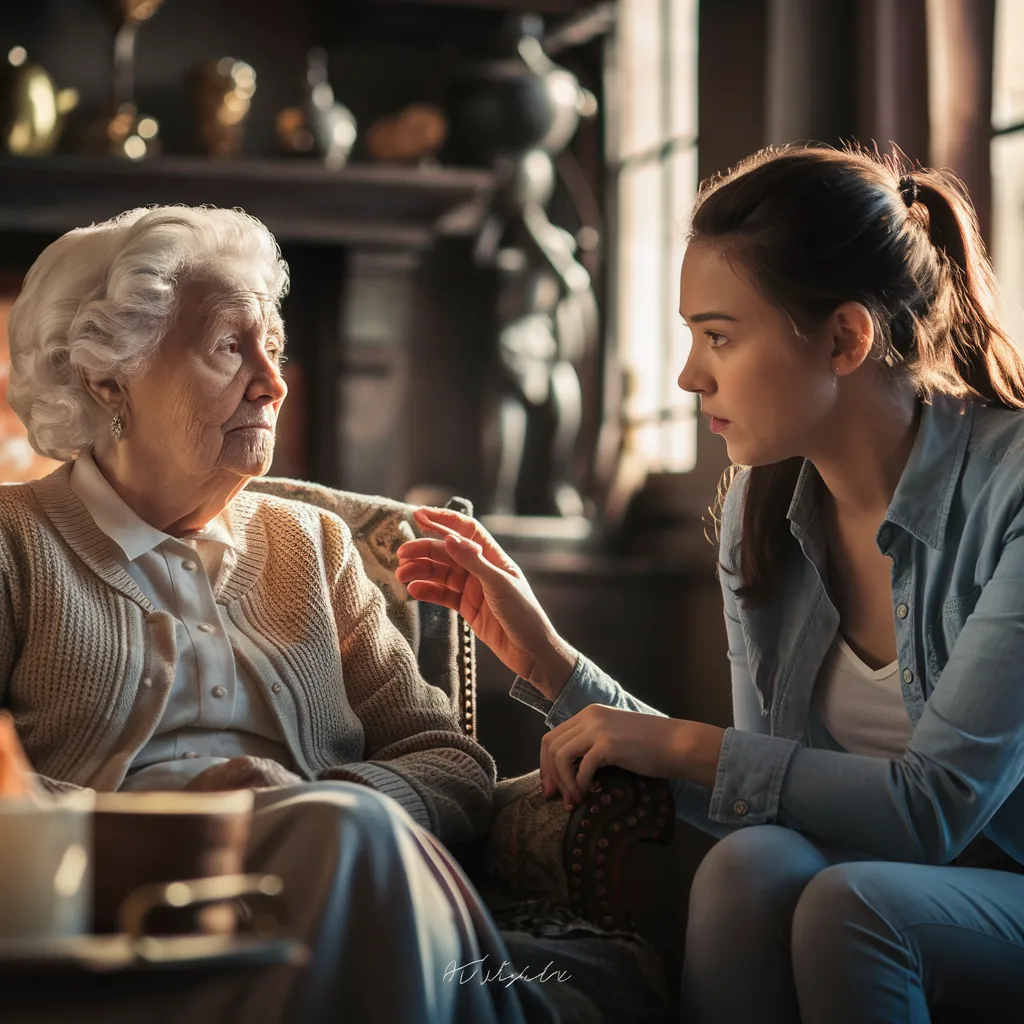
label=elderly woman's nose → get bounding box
[246,350,288,403]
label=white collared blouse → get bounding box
[70,449,293,790]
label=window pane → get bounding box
[992,130,1024,350]
[660,414,699,473]
[617,160,664,464]
[993,0,1024,131]
[611,0,699,474]
[653,146,699,472]
[666,145,699,391]
[668,0,699,141]
[615,0,664,160]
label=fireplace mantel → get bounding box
[0,155,495,250]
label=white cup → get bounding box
[0,791,94,939]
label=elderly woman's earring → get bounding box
[110,411,124,441]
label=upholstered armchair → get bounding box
[245,478,677,936]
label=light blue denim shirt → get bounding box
[512,393,1024,866]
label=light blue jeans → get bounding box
[681,825,1024,1024]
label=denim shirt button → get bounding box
[903,668,914,684]
[896,603,909,619]
[733,799,749,816]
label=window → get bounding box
[992,0,1024,346]
[608,0,699,473]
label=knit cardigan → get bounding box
[0,463,496,847]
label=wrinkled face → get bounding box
[677,241,836,466]
[122,268,287,483]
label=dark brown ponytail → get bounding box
[697,145,1024,607]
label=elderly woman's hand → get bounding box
[396,506,578,701]
[183,756,302,792]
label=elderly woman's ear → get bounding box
[82,377,128,442]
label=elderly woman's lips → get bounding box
[228,424,272,432]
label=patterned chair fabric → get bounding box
[244,476,478,740]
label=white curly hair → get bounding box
[6,205,290,461]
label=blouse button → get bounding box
[197,622,215,634]
[182,560,198,573]
[733,800,749,816]
[140,676,152,688]
[211,685,227,698]
[902,668,914,684]
[896,603,908,620]
[182,751,199,759]
[271,683,282,694]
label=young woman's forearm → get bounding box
[672,719,727,790]
[528,634,579,702]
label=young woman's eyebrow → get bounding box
[681,311,740,325]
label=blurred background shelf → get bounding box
[0,156,496,249]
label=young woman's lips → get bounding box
[709,417,731,434]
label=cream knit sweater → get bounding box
[0,463,495,846]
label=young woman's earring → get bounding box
[110,411,124,441]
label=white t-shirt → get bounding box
[812,635,913,759]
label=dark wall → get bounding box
[697,0,769,183]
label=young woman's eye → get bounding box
[707,331,728,349]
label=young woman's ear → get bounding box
[829,301,875,378]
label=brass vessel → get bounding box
[0,47,78,156]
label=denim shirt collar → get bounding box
[786,392,974,552]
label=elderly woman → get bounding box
[0,206,552,1024]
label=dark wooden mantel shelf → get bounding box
[0,155,496,250]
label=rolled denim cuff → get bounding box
[509,651,634,729]
[508,651,592,728]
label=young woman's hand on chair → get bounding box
[396,506,578,701]
[539,706,724,807]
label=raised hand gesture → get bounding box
[396,507,577,701]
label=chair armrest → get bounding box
[476,766,675,933]
[564,765,675,932]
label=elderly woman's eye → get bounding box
[219,338,240,355]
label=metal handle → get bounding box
[117,872,285,941]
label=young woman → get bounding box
[396,145,1024,1023]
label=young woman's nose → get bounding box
[677,349,711,395]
